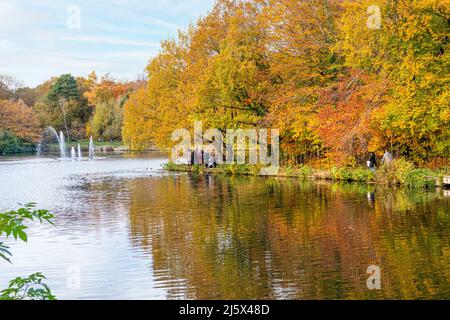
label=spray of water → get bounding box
[71,146,76,160]
[38,127,94,161]
[89,136,95,159]
[59,131,67,158]
[41,127,66,158]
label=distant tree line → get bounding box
[0,72,145,154]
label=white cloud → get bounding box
[103,51,153,59]
[0,0,44,33]
[0,39,17,50]
[0,1,24,31]
[0,0,215,86]
[59,35,160,47]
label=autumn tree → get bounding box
[0,75,24,100]
[316,71,389,165]
[84,74,136,140]
[124,0,271,150]
[123,88,153,150]
[337,0,450,164]
[0,99,40,154]
[259,0,342,164]
[192,0,271,131]
[34,74,91,140]
[0,99,40,141]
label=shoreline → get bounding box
[0,141,160,156]
[164,163,449,190]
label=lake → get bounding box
[0,153,449,299]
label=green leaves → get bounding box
[0,273,56,301]
[47,74,80,102]
[0,242,12,263]
[17,227,27,242]
[0,203,54,247]
[0,204,57,300]
[0,203,55,262]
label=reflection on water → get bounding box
[0,154,449,299]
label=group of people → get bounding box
[367,150,394,172]
[186,148,392,172]
[188,148,217,168]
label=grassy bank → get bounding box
[164,159,448,190]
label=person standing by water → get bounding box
[208,151,217,168]
[368,152,377,172]
[190,148,195,166]
[204,150,210,168]
[381,150,394,166]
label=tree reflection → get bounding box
[127,174,450,299]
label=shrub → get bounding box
[351,168,375,182]
[163,161,179,171]
[284,166,295,176]
[298,165,313,178]
[163,162,194,172]
[249,164,264,176]
[375,162,398,186]
[376,158,436,189]
[331,167,352,181]
[403,168,435,189]
[224,164,250,175]
[393,158,415,185]
[0,129,20,154]
[0,129,37,155]
[192,164,204,174]
[331,167,375,182]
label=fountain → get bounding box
[59,131,67,158]
[89,136,95,159]
[71,146,76,160]
[38,127,95,161]
[40,127,67,158]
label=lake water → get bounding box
[0,153,449,299]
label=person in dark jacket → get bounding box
[368,152,377,172]
[190,149,195,166]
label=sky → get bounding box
[0,0,215,87]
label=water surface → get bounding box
[0,153,449,299]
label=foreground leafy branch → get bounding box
[0,203,56,300]
[0,273,56,301]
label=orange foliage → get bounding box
[316,71,389,164]
[84,74,134,105]
[0,99,41,142]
